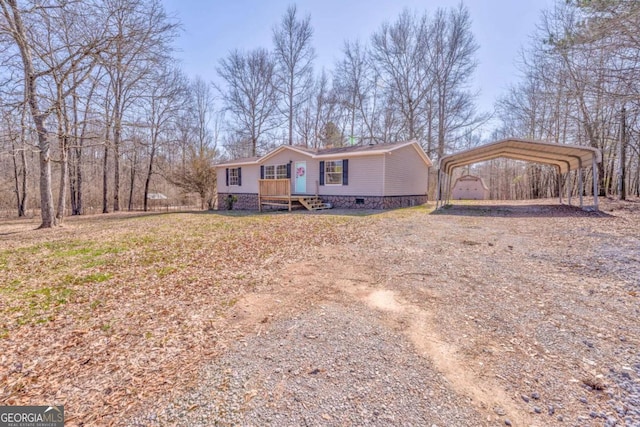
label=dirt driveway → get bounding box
[146,200,639,427]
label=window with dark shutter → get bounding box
[260,165,264,179]
[238,167,242,186]
[319,161,325,186]
[286,163,291,179]
[226,168,229,186]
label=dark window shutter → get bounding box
[286,163,291,179]
[342,159,349,186]
[260,165,264,179]
[319,161,325,186]
[225,168,229,186]
[238,167,242,186]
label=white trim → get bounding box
[217,160,258,167]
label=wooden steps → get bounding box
[299,196,331,211]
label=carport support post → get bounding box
[578,158,584,209]
[557,166,562,204]
[436,170,441,209]
[442,173,449,206]
[593,156,599,211]
[567,171,572,206]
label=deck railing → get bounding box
[258,179,292,211]
[259,179,291,197]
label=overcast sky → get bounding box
[161,0,556,124]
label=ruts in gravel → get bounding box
[154,303,481,426]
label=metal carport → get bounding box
[436,138,602,211]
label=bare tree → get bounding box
[428,4,481,159]
[99,0,178,212]
[333,40,379,144]
[1,104,29,216]
[192,76,216,153]
[170,76,219,209]
[272,4,315,146]
[141,68,187,211]
[0,0,107,227]
[296,69,339,148]
[370,9,431,142]
[494,1,640,200]
[217,48,279,157]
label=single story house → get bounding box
[451,174,489,200]
[215,140,432,210]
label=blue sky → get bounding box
[161,0,556,119]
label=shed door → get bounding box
[295,161,307,193]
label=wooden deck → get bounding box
[258,179,329,211]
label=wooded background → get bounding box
[0,0,638,226]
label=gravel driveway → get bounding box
[137,200,640,427]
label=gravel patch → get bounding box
[153,303,481,426]
[123,199,640,426]
[608,361,640,426]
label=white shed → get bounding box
[451,174,489,200]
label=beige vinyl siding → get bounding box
[263,150,315,194]
[320,155,384,196]
[263,149,313,167]
[216,164,260,193]
[383,145,429,196]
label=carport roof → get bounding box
[439,138,602,175]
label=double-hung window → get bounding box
[228,168,240,186]
[264,164,288,179]
[325,160,343,185]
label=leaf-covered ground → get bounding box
[0,210,363,425]
[1,199,639,426]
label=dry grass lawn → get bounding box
[0,198,639,426]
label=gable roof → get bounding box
[454,174,489,191]
[216,139,432,168]
[439,138,601,175]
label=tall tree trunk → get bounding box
[69,153,78,215]
[618,107,627,200]
[128,149,137,211]
[102,140,109,214]
[11,137,25,217]
[111,76,121,212]
[19,148,27,215]
[15,106,29,217]
[113,124,121,211]
[143,146,156,212]
[426,99,433,158]
[4,0,56,227]
[288,82,294,145]
[437,92,446,160]
[35,116,56,228]
[70,86,83,216]
[56,108,69,222]
[75,140,83,214]
[56,135,69,221]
